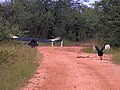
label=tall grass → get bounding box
[0,43,39,90]
[112,48,120,64]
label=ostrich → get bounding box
[95,44,110,60]
[27,39,38,48]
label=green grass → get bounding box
[111,48,120,64]
[82,47,120,64]
[0,43,39,90]
[82,46,113,54]
[82,47,94,53]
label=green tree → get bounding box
[95,0,120,47]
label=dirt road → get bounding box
[21,46,120,90]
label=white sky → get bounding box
[0,0,101,2]
[0,0,4,2]
[83,0,101,6]
[0,0,101,6]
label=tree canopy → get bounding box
[0,0,120,47]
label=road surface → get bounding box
[20,46,120,90]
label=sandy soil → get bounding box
[20,46,120,90]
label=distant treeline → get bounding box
[0,0,120,47]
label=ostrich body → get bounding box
[28,39,38,48]
[95,45,106,60]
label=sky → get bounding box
[83,0,101,7]
[0,0,100,2]
[0,0,101,6]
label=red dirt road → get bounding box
[21,46,120,90]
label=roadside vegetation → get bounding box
[82,47,120,64]
[111,48,120,65]
[0,43,38,90]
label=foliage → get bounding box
[0,0,119,47]
[94,0,120,47]
[0,0,96,41]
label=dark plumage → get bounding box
[95,44,106,60]
[27,39,38,48]
[11,36,51,48]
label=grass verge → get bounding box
[0,43,39,90]
[82,47,120,64]
[111,48,120,64]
